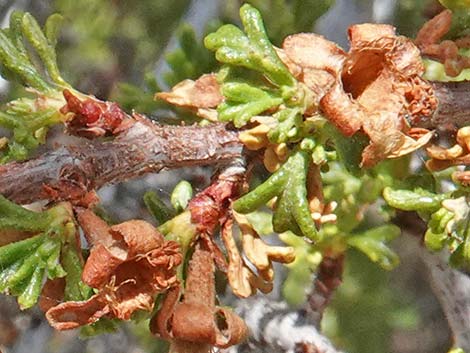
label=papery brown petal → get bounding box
[39,278,65,313]
[416,10,452,48]
[82,243,124,288]
[221,219,272,298]
[282,33,346,73]
[457,126,470,151]
[275,47,303,79]
[320,82,363,136]
[110,220,164,257]
[303,69,337,100]
[386,131,434,158]
[214,307,249,348]
[156,74,223,109]
[46,294,109,330]
[150,285,181,338]
[237,214,295,271]
[348,23,395,45]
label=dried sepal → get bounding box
[426,126,470,171]
[156,74,223,121]
[45,210,182,330]
[235,212,295,278]
[221,218,272,297]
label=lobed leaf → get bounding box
[205,4,294,87]
[347,225,400,270]
[233,150,319,241]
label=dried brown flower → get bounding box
[45,210,182,330]
[281,25,436,167]
[151,240,248,353]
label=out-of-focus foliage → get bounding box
[54,0,190,97]
[323,250,419,353]
[222,0,335,46]
[394,0,429,37]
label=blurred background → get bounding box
[0,1,455,352]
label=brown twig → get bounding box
[307,253,345,326]
[420,81,470,129]
[0,117,243,204]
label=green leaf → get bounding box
[205,4,295,87]
[0,234,65,309]
[347,225,401,270]
[383,187,448,212]
[218,82,283,127]
[0,11,72,163]
[21,13,67,87]
[144,191,175,225]
[171,181,193,213]
[233,150,319,241]
[44,14,64,47]
[61,241,92,301]
[0,198,90,308]
[0,195,56,232]
[267,108,302,143]
[450,232,470,270]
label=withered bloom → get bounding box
[151,239,248,353]
[45,209,182,330]
[281,25,436,167]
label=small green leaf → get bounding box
[218,82,283,127]
[21,13,68,87]
[424,228,448,251]
[383,187,448,212]
[171,181,193,213]
[61,242,92,301]
[44,13,64,47]
[234,150,319,241]
[450,233,470,270]
[0,194,55,232]
[205,4,294,87]
[144,191,175,225]
[0,234,67,308]
[347,225,401,270]
[267,108,302,144]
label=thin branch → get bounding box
[218,296,343,353]
[419,81,470,129]
[0,118,243,204]
[306,253,345,326]
[420,248,470,350]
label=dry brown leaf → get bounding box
[156,74,223,109]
